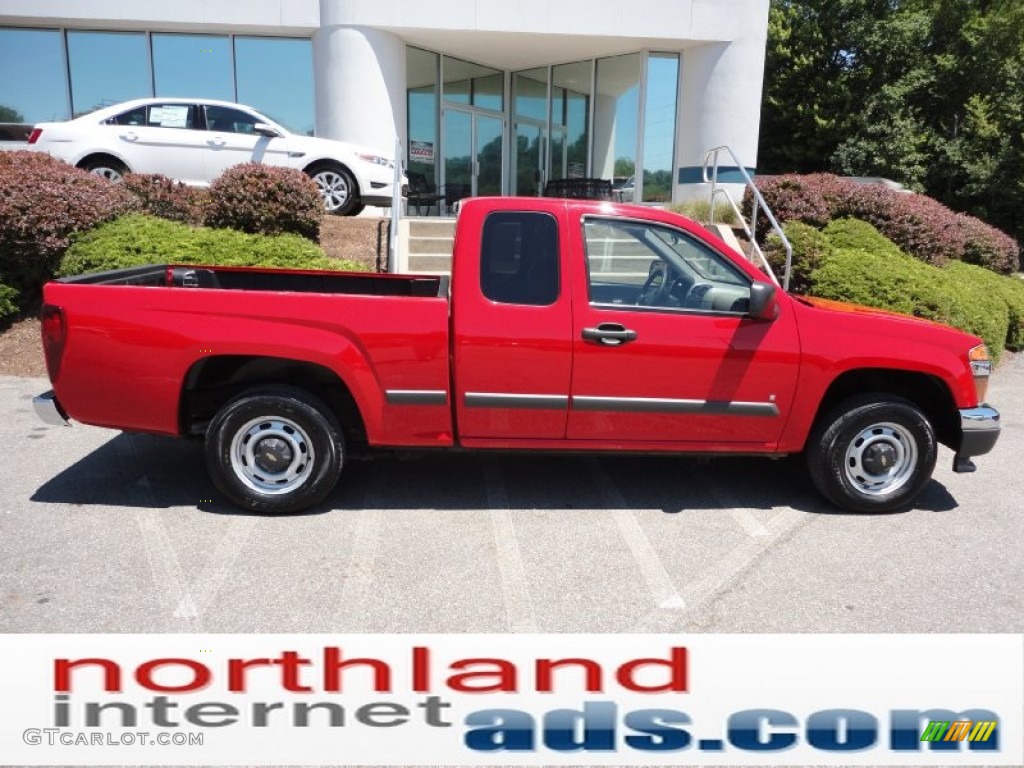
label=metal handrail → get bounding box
[388,137,403,274]
[702,145,791,290]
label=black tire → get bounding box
[806,393,937,513]
[78,156,128,182]
[307,163,360,215]
[205,385,344,514]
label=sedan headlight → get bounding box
[357,153,394,169]
[969,343,991,403]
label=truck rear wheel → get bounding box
[205,386,343,513]
[807,394,936,513]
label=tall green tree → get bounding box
[760,0,1024,247]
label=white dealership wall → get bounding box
[0,0,770,201]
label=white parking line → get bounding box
[483,458,538,632]
[634,507,809,631]
[584,458,686,610]
[685,465,771,537]
[174,516,258,619]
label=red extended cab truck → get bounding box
[34,197,1000,514]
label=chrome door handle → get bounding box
[581,323,638,346]
[120,131,138,141]
[207,137,226,146]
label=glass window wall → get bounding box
[0,28,68,124]
[593,53,641,201]
[513,67,547,196]
[642,53,679,202]
[443,57,503,112]
[67,31,150,117]
[152,33,233,101]
[407,47,439,186]
[551,61,591,180]
[235,37,314,135]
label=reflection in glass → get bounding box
[593,53,641,197]
[513,68,547,196]
[443,109,472,201]
[235,37,314,136]
[407,47,439,185]
[552,60,591,180]
[68,31,150,117]
[642,53,679,202]
[476,115,503,196]
[0,28,68,124]
[443,57,503,112]
[153,34,233,101]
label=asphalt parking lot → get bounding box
[1,360,1021,635]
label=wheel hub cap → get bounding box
[254,437,293,473]
[843,421,918,497]
[229,417,316,495]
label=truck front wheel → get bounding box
[807,394,937,513]
[205,386,344,513]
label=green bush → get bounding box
[0,281,18,322]
[766,221,835,294]
[205,164,322,242]
[668,199,740,226]
[944,261,1024,352]
[809,222,1011,360]
[60,215,365,276]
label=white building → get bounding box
[0,0,769,205]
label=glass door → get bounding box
[475,113,504,197]
[514,120,546,196]
[443,108,473,207]
[443,107,505,202]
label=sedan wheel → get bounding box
[79,158,127,182]
[310,165,358,215]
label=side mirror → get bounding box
[747,281,779,321]
[253,122,281,138]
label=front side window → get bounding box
[205,105,260,134]
[583,218,751,313]
[480,212,559,306]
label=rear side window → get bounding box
[480,211,559,306]
[108,103,196,129]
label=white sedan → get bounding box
[28,97,404,216]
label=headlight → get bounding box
[357,153,394,169]
[969,343,991,402]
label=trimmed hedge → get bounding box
[0,150,138,304]
[808,219,1013,360]
[748,173,1019,274]
[0,282,18,322]
[765,221,834,295]
[122,173,208,225]
[61,215,365,276]
[205,164,322,242]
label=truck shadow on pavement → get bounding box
[31,431,959,517]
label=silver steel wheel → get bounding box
[312,169,350,212]
[229,416,316,495]
[88,165,124,182]
[843,421,918,496]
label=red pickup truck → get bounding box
[34,197,999,514]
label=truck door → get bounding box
[452,203,572,440]
[566,215,800,446]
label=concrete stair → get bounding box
[399,217,455,273]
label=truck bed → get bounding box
[45,263,453,444]
[59,263,448,298]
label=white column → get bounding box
[313,21,406,156]
[674,31,766,203]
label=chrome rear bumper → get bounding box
[33,390,70,427]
